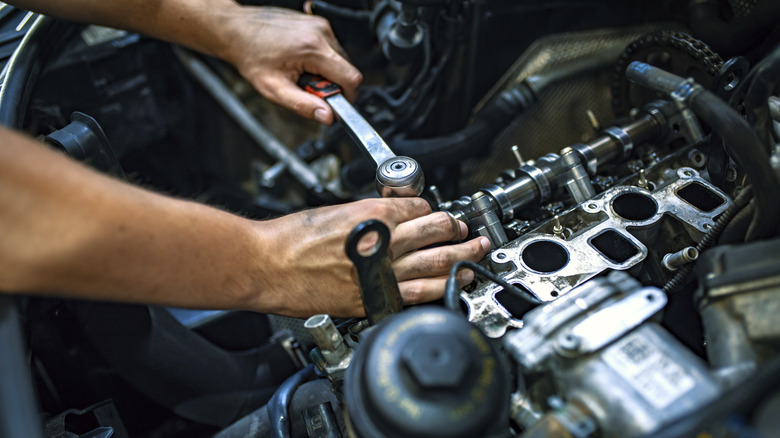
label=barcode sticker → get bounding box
[602,331,696,409]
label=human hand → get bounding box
[220,6,361,124]
[252,198,490,318]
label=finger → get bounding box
[389,211,467,258]
[393,237,490,282]
[256,73,335,124]
[304,47,362,102]
[398,269,476,305]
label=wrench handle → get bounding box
[345,220,403,324]
[298,73,342,99]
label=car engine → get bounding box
[2,0,780,437]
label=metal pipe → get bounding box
[662,247,699,271]
[173,48,323,192]
[304,314,349,366]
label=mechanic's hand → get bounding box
[221,6,361,125]
[254,198,490,318]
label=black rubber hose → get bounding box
[0,16,76,128]
[743,43,780,153]
[688,93,778,241]
[626,62,780,241]
[268,364,315,438]
[445,260,541,314]
[0,296,45,438]
[663,186,754,294]
[717,203,755,245]
[309,0,371,21]
[0,15,76,438]
[395,83,535,166]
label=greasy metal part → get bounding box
[429,185,445,209]
[662,246,699,271]
[511,144,525,166]
[516,163,552,203]
[375,155,425,197]
[470,192,509,247]
[571,143,598,175]
[548,399,598,438]
[484,184,513,222]
[304,314,350,366]
[562,287,667,356]
[327,93,395,167]
[559,324,721,438]
[559,147,596,204]
[345,220,403,325]
[174,49,325,193]
[637,169,648,189]
[505,272,649,370]
[463,166,732,337]
[520,414,575,438]
[603,126,633,158]
[449,109,666,234]
[552,215,565,239]
[769,96,780,121]
[505,272,721,437]
[326,93,424,197]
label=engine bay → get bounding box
[3,0,780,437]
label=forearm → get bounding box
[9,0,240,59]
[0,127,271,311]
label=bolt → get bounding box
[637,169,648,189]
[401,334,468,389]
[511,145,525,167]
[586,109,600,131]
[553,215,565,239]
[557,333,580,352]
[726,167,738,182]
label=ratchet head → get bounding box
[376,156,425,197]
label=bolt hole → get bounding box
[551,291,559,297]
[497,252,506,260]
[646,293,655,302]
[723,72,739,91]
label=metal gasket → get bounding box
[462,166,732,338]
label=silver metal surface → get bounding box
[327,93,396,167]
[517,164,551,202]
[662,246,699,271]
[559,148,596,203]
[564,287,667,355]
[376,156,425,197]
[505,273,721,437]
[304,314,353,380]
[484,184,514,222]
[603,126,633,157]
[558,324,721,437]
[463,165,732,337]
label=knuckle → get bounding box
[429,251,454,272]
[401,281,426,304]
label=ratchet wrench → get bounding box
[298,73,424,197]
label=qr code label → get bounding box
[603,332,696,410]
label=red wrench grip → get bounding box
[297,73,342,98]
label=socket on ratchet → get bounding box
[298,73,424,197]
